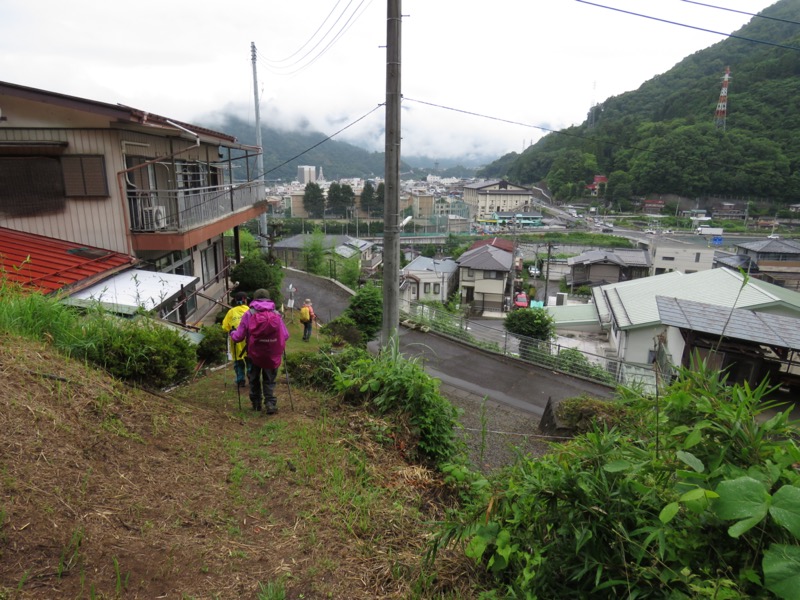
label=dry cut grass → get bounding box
[0,333,486,599]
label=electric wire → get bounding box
[680,0,800,27]
[256,0,374,77]
[164,103,384,222]
[576,0,800,52]
[260,0,349,65]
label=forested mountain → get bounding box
[479,0,800,205]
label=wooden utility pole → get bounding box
[381,0,402,346]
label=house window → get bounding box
[467,269,474,277]
[201,243,220,286]
[662,256,675,261]
[433,283,441,295]
[695,252,701,262]
[424,282,431,294]
[61,155,109,196]
[0,156,65,215]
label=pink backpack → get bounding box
[246,309,288,369]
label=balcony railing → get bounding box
[129,182,264,233]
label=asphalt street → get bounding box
[283,269,614,416]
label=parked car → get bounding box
[528,266,541,277]
[663,229,674,234]
[601,227,614,233]
[513,292,530,309]
[768,234,781,239]
[644,229,656,234]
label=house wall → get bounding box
[651,244,714,275]
[0,127,129,252]
[588,263,622,283]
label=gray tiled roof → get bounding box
[457,245,513,271]
[568,248,651,268]
[656,296,800,350]
[403,256,458,275]
[734,239,800,255]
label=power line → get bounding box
[257,0,374,77]
[260,0,350,65]
[680,0,800,27]
[576,0,800,52]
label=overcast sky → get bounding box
[0,0,779,163]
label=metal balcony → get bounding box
[129,181,264,233]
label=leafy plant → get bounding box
[429,359,800,598]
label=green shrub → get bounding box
[555,394,627,433]
[320,315,364,347]
[230,255,284,306]
[81,316,196,388]
[344,284,382,342]
[556,347,615,384]
[196,324,228,365]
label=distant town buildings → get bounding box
[297,165,317,184]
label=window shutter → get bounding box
[62,156,108,197]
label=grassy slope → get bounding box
[0,320,482,599]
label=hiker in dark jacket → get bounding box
[230,289,289,414]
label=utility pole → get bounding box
[381,0,402,347]
[544,241,554,307]
[251,42,268,253]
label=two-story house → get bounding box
[457,242,514,315]
[399,256,459,306]
[567,248,651,287]
[0,81,266,323]
[715,238,800,292]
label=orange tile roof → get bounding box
[0,227,136,294]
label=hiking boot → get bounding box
[251,399,262,411]
[265,404,278,415]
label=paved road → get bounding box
[284,269,614,416]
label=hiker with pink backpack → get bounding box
[230,289,289,414]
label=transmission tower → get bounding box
[714,66,731,131]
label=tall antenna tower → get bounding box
[714,66,731,131]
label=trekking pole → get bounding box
[283,351,294,412]
[235,358,243,412]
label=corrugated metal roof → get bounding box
[0,227,136,294]
[65,269,199,314]
[656,296,800,350]
[594,267,800,330]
